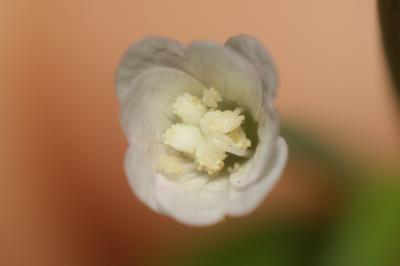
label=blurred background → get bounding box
[1,0,399,265]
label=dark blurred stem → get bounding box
[378,0,400,108]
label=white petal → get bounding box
[229,105,279,189]
[155,173,229,226]
[225,34,278,98]
[125,144,161,211]
[187,41,263,120]
[153,137,288,225]
[227,137,288,216]
[122,67,205,209]
[115,37,189,102]
[120,67,205,142]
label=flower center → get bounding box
[158,88,252,176]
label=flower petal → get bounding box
[187,41,263,120]
[120,67,205,142]
[155,173,228,226]
[153,137,288,224]
[122,67,205,209]
[225,34,278,98]
[125,144,161,211]
[229,103,279,189]
[227,137,288,216]
[115,37,189,102]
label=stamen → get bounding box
[228,127,251,150]
[163,124,202,154]
[195,139,227,175]
[172,93,207,125]
[208,133,251,157]
[158,155,195,174]
[228,163,241,174]
[202,87,222,108]
[200,110,245,134]
[159,88,253,176]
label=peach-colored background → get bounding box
[1,0,399,265]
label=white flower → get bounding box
[115,35,288,226]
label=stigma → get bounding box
[158,88,252,176]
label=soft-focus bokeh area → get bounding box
[1,0,399,265]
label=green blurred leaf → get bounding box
[172,222,326,266]
[283,123,400,266]
[320,178,400,266]
[281,123,359,185]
